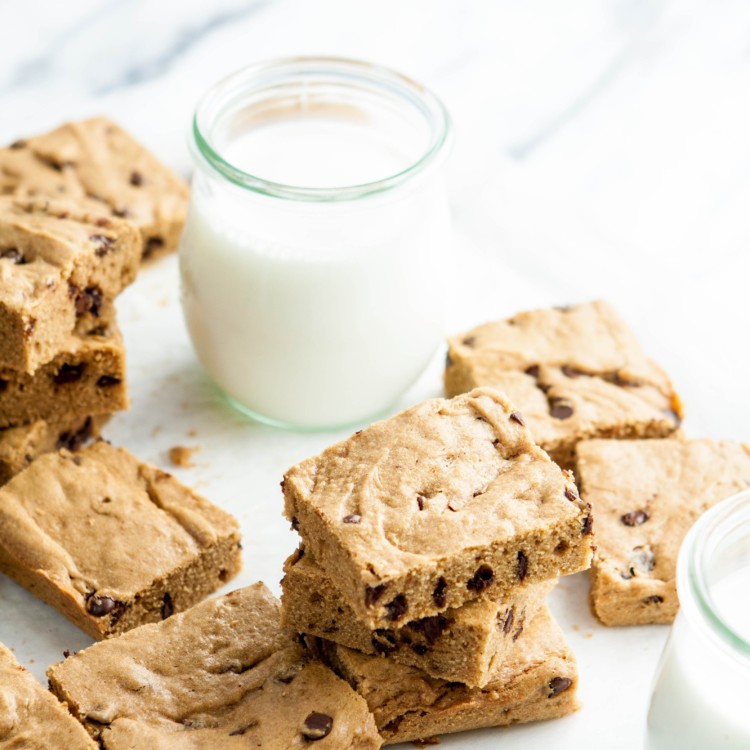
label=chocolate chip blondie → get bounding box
[0,197,140,372]
[0,642,96,749]
[48,583,382,749]
[577,437,750,625]
[0,414,107,484]
[0,441,242,639]
[281,547,555,687]
[445,301,683,469]
[0,314,127,429]
[317,605,579,745]
[1,117,189,262]
[283,388,593,630]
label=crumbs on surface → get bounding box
[412,738,440,748]
[168,445,199,468]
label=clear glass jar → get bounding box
[179,57,452,430]
[646,490,750,748]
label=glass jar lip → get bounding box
[678,489,750,660]
[192,56,452,202]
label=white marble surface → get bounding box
[2,2,750,748]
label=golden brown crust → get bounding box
[0,442,242,639]
[445,301,682,470]
[577,437,750,625]
[284,388,593,629]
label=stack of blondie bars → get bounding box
[280,387,595,744]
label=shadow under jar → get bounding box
[180,57,452,430]
[646,490,750,748]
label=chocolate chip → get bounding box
[462,336,476,347]
[365,583,387,607]
[90,234,114,257]
[384,594,408,622]
[54,363,86,384]
[74,286,103,317]
[516,551,529,581]
[621,509,650,526]
[161,593,174,620]
[509,411,525,426]
[290,516,299,531]
[9,139,26,149]
[129,170,143,186]
[501,607,514,635]
[643,595,664,605]
[86,593,117,617]
[525,365,540,378]
[411,643,428,655]
[112,207,131,218]
[564,488,578,502]
[383,716,403,734]
[372,630,398,655]
[512,619,525,641]
[0,247,24,263]
[62,649,72,659]
[94,217,111,228]
[548,676,573,697]
[342,514,361,524]
[561,366,586,378]
[96,375,121,388]
[56,417,94,452]
[582,515,594,536]
[467,564,494,592]
[0,379,7,393]
[416,495,425,511]
[143,236,164,259]
[624,545,655,579]
[432,577,447,608]
[301,712,333,741]
[606,370,641,387]
[419,615,449,645]
[86,324,110,337]
[550,400,574,420]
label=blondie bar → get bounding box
[577,437,750,625]
[48,583,381,749]
[283,388,593,629]
[0,441,242,639]
[445,301,682,469]
[0,197,139,372]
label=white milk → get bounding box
[180,116,449,428]
[646,566,750,749]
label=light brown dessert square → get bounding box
[281,547,555,687]
[577,437,750,625]
[48,583,382,749]
[0,642,96,749]
[1,117,189,262]
[0,441,242,639]
[283,388,593,630]
[317,605,579,745]
[445,301,683,469]
[0,196,139,372]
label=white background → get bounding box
[2,2,750,747]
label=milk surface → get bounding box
[181,114,448,427]
[646,566,750,749]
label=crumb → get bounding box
[151,425,162,437]
[159,296,170,307]
[412,738,440,748]
[168,445,199,468]
[572,624,580,631]
[187,428,198,438]
[584,631,593,639]
[27,658,35,664]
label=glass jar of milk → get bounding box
[180,58,452,429]
[646,490,750,749]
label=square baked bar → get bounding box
[577,437,750,625]
[0,642,96,749]
[0,313,127,429]
[317,605,579,745]
[1,117,189,262]
[0,197,140,372]
[0,441,242,639]
[281,547,555,687]
[48,583,381,749]
[283,388,593,629]
[445,301,683,469]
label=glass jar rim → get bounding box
[678,489,750,660]
[191,56,452,202]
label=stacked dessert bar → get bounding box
[0,197,139,481]
[281,388,594,744]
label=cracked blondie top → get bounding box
[577,437,750,625]
[0,441,241,638]
[0,643,96,749]
[1,118,188,262]
[284,388,592,629]
[0,196,139,372]
[48,584,381,749]
[445,301,683,469]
